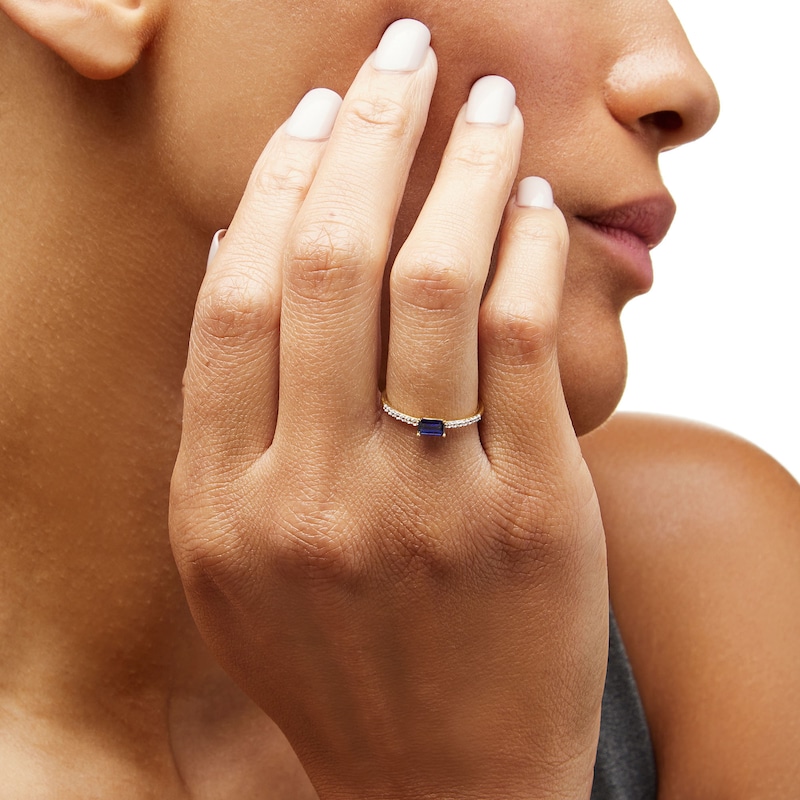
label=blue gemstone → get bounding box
[417,418,446,437]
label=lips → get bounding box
[574,194,677,291]
[576,195,677,251]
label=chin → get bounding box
[558,314,629,437]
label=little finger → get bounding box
[478,178,575,470]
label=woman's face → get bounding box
[149,0,719,434]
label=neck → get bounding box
[0,25,323,798]
[0,27,217,720]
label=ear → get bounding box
[0,0,164,79]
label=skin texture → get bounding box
[1,0,799,798]
[171,42,610,798]
[144,0,718,435]
[581,416,800,799]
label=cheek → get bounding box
[149,0,601,235]
[144,4,382,232]
[390,5,601,240]
[147,0,626,432]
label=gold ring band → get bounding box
[381,391,483,438]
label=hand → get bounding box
[170,19,608,800]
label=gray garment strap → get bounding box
[591,607,657,800]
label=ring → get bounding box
[381,391,483,438]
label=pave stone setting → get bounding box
[381,392,483,437]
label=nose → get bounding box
[604,13,720,152]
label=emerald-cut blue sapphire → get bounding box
[417,418,446,437]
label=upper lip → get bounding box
[576,194,677,250]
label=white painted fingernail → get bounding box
[285,88,343,141]
[207,229,226,269]
[516,177,554,209]
[465,75,516,125]
[373,19,431,72]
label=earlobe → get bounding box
[0,0,164,80]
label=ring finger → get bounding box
[384,76,522,436]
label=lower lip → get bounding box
[576,219,654,292]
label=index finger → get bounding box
[181,88,342,466]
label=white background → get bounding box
[617,0,800,480]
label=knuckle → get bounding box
[344,94,411,142]
[484,491,574,575]
[253,157,312,200]
[271,507,365,584]
[288,219,371,298]
[176,530,243,598]
[514,213,569,257]
[448,137,515,180]
[195,269,279,344]
[170,495,257,603]
[480,298,559,360]
[390,528,465,584]
[392,246,477,311]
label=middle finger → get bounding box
[277,19,436,441]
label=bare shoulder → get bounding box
[581,413,800,800]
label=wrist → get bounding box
[306,743,597,800]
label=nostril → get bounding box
[642,110,683,133]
